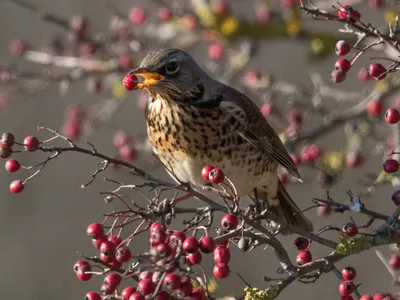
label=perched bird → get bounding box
[130,48,313,233]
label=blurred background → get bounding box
[0,0,399,299]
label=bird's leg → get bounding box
[253,188,267,214]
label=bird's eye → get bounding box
[165,61,180,74]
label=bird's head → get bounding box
[130,49,208,102]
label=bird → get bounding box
[129,48,313,234]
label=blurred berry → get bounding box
[332,70,346,83]
[129,7,146,26]
[158,7,173,22]
[9,39,28,56]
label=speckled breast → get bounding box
[145,97,277,196]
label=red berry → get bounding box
[170,230,186,243]
[109,259,122,268]
[366,100,382,117]
[212,0,230,14]
[201,165,214,181]
[129,7,146,26]
[392,189,400,206]
[358,68,371,81]
[296,250,312,265]
[245,71,260,86]
[101,283,114,295]
[208,44,224,61]
[10,39,28,56]
[256,7,273,23]
[1,132,15,147]
[65,104,85,122]
[150,222,162,231]
[119,54,133,70]
[335,40,351,56]
[214,246,231,263]
[156,290,171,300]
[163,273,181,290]
[339,281,355,296]
[294,237,310,251]
[389,253,400,270]
[199,236,216,253]
[130,292,145,300]
[85,291,102,300]
[373,292,389,300]
[346,152,362,168]
[158,7,173,22]
[342,222,358,237]
[76,268,92,281]
[260,102,276,116]
[104,273,122,289]
[182,236,199,253]
[100,241,116,263]
[213,263,230,278]
[360,295,372,300]
[337,5,360,22]
[9,180,24,193]
[308,144,322,160]
[385,108,400,124]
[290,154,301,167]
[180,277,194,295]
[139,271,153,281]
[123,74,139,91]
[86,223,104,239]
[186,251,202,265]
[156,242,172,258]
[208,167,224,184]
[122,286,137,300]
[116,247,132,263]
[150,227,167,246]
[0,145,12,159]
[139,279,155,295]
[341,266,357,281]
[5,159,20,172]
[183,14,197,30]
[61,121,80,140]
[109,235,122,247]
[288,109,303,125]
[23,136,39,152]
[369,0,384,9]
[368,63,387,80]
[317,204,332,216]
[190,289,206,300]
[92,235,107,249]
[335,58,351,73]
[113,130,132,149]
[73,260,91,273]
[332,70,347,83]
[383,159,399,173]
[119,145,136,161]
[221,213,239,230]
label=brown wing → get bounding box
[220,85,301,181]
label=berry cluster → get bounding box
[0,132,43,193]
[330,5,387,84]
[201,166,225,184]
[113,130,137,161]
[76,210,240,299]
[294,237,312,265]
[338,266,356,298]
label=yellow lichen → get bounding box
[244,286,279,300]
[333,233,374,256]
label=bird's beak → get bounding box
[129,67,165,89]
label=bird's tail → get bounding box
[250,180,313,235]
